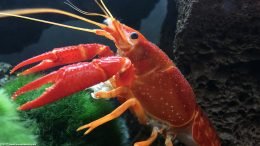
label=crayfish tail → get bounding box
[192,105,221,146]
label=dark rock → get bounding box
[159,0,178,60]
[173,0,260,145]
[0,62,12,86]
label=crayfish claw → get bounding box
[17,81,64,110]
[10,52,57,74]
[14,57,132,111]
[12,71,57,100]
[19,59,57,76]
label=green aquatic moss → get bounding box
[3,74,129,146]
[0,89,37,144]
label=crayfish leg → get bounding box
[134,127,159,146]
[95,87,147,124]
[94,86,128,99]
[165,135,174,146]
[77,98,146,135]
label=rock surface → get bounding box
[173,0,260,145]
[0,62,12,87]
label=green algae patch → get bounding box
[3,74,129,146]
[0,89,37,144]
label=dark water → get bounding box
[0,0,176,65]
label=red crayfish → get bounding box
[0,1,220,145]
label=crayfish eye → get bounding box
[130,32,139,40]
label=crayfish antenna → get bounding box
[64,0,108,18]
[95,0,114,19]
[0,8,106,33]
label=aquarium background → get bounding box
[0,0,259,146]
[0,0,175,64]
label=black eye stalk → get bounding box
[130,32,139,39]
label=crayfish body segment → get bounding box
[1,1,221,146]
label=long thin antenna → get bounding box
[94,0,110,17]
[0,8,106,28]
[99,0,114,19]
[64,0,108,18]
[0,12,97,33]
